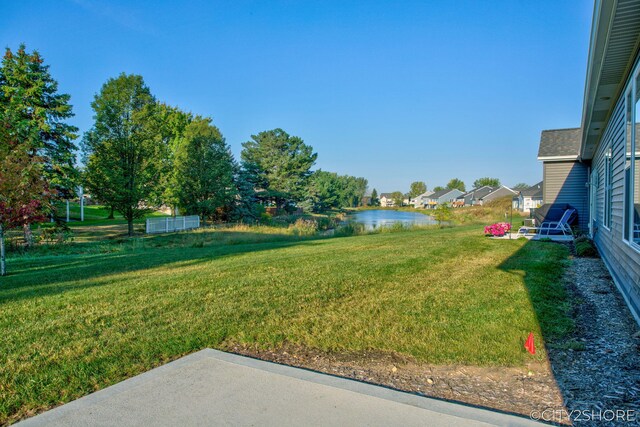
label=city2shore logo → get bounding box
[530,408,636,423]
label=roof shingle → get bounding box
[538,128,582,159]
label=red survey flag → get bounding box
[524,332,536,354]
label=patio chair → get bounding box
[517,208,576,237]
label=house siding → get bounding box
[591,74,640,322]
[542,161,589,230]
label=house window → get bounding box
[627,75,640,246]
[604,145,613,228]
[624,92,633,240]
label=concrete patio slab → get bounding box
[17,349,544,427]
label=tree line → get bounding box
[0,45,368,273]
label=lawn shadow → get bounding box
[0,230,327,304]
[498,238,575,420]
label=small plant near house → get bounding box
[574,236,598,257]
[484,222,511,237]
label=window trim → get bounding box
[603,144,613,231]
[623,68,640,252]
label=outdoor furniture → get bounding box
[517,208,576,237]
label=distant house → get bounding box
[537,0,640,322]
[424,188,464,209]
[456,186,495,206]
[379,193,394,207]
[513,182,543,213]
[481,186,518,204]
[411,190,434,208]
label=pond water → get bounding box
[349,209,437,230]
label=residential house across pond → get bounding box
[513,182,543,213]
[423,189,464,209]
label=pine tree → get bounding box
[370,188,379,206]
[0,44,78,246]
[241,128,317,210]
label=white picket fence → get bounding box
[146,216,200,234]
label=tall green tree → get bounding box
[0,45,78,244]
[154,104,193,214]
[433,203,453,227]
[390,191,404,207]
[473,177,501,188]
[513,183,529,190]
[172,117,236,222]
[304,170,341,212]
[82,73,163,237]
[241,128,317,209]
[370,188,379,206]
[304,171,368,212]
[409,181,427,198]
[446,178,466,192]
[432,186,445,192]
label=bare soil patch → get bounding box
[225,344,564,420]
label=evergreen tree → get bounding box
[370,188,379,206]
[241,128,317,209]
[0,45,78,245]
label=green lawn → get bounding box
[0,225,571,424]
[52,203,169,227]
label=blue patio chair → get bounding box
[517,208,576,237]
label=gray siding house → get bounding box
[411,190,434,208]
[481,186,518,204]
[457,186,494,206]
[541,0,640,322]
[424,189,464,209]
[538,128,590,230]
[513,181,543,212]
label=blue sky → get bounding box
[2,0,593,193]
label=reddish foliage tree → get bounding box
[0,135,52,275]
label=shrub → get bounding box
[575,239,598,257]
[335,222,365,237]
[315,216,333,231]
[288,218,318,236]
[484,222,511,237]
[40,222,74,245]
[259,212,273,225]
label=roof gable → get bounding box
[428,188,460,199]
[538,128,582,159]
[520,181,543,197]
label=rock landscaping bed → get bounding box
[229,251,640,426]
[546,256,640,426]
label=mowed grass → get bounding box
[0,226,571,423]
